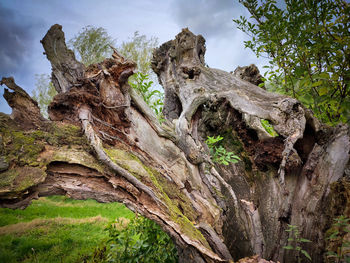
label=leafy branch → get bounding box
[205,136,240,165]
[234,0,350,125]
[326,215,350,263]
[91,215,179,263]
[129,72,164,122]
[283,224,312,262]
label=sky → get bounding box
[0,0,268,114]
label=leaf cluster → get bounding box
[260,119,278,137]
[283,224,312,262]
[34,27,165,122]
[118,31,158,77]
[205,136,241,165]
[68,26,115,66]
[101,216,178,263]
[118,33,165,120]
[129,72,164,120]
[234,0,350,125]
[32,74,57,118]
[326,215,350,262]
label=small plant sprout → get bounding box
[205,135,240,165]
[326,215,350,263]
[283,224,312,262]
[260,119,278,137]
[129,72,164,122]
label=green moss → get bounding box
[11,123,87,149]
[213,186,225,199]
[49,123,87,146]
[33,123,87,147]
[0,167,46,194]
[0,169,19,189]
[52,147,106,174]
[0,116,104,200]
[104,146,210,248]
[3,130,45,166]
[0,119,90,169]
[148,167,197,221]
[15,167,46,192]
[104,148,151,182]
[152,179,208,247]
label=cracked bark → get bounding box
[1,25,349,263]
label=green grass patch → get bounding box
[0,196,133,226]
[0,196,134,263]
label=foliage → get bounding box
[33,26,115,114]
[94,215,178,263]
[234,0,350,125]
[129,72,164,120]
[118,32,164,119]
[283,224,312,262]
[326,215,350,262]
[260,119,278,137]
[0,196,134,263]
[118,31,158,77]
[32,74,57,118]
[68,26,115,66]
[34,27,164,119]
[206,136,241,165]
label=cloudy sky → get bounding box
[0,0,268,114]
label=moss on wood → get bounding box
[52,146,105,174]
[0,166,45,195]
[0,114,93,196]
[104,146,210,248]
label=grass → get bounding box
[0,196,134,263]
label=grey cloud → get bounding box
[0,4,38,77]
[170,0,270,74]
[171,0,246,39]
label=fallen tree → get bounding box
[0,24,349,263]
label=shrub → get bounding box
[87,215,178,263]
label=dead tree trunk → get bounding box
[1,24,349,263]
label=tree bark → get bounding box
[0,25,349,263]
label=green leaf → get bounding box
[260,119,278,137]
[311,80,323,87]
[301,250,312,261]
[318,86,328,96]
[283,245,294,250]
[328,231,340,239]
[300,238,312,243]
[325,251,337,256]
[206,135,240,165]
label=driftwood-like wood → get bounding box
[1,25,349,263]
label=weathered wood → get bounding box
[1,77,47,129]
[41,24,85,93]
[1,25,349,263]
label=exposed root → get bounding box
[78,105,165,207]
[129,88,177,141]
